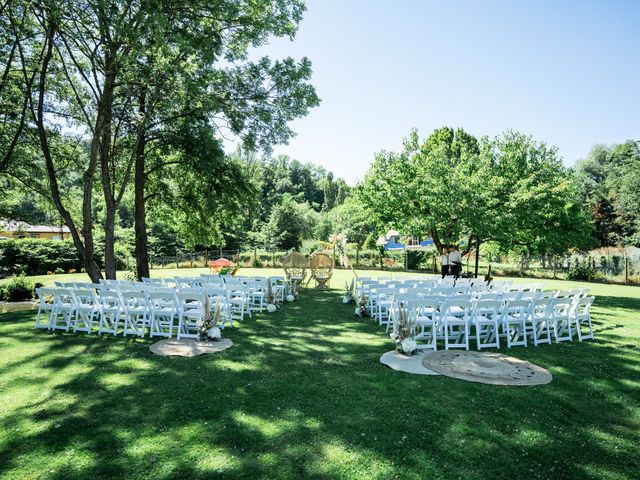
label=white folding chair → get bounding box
[149,290,178,338]
[441,299,472,350]
[526,298,552,346]
[203,286,233,325]
[247,278,266,312]
[72,288,100,334]
[408,298,439,351]
[35,287,56,330]
[225,281,251,321]
[177,291,205,339]
[122,291,150,337]
[97,290,124,335]
[376,287,397,328]
[472,300,501,350]
[571,296,595,341]
[500,300,528,348]
[549,298,573,342]
[50,288,76,332]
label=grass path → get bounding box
[0,274,639,479]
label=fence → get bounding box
[148,246,640,285]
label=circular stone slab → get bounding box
[380,350,440,375]
[422,350,552,386]
[150,338,233,357]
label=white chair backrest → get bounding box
[53,288,74,304]
[474,299,502,317]
[501,291,520,303]
[550,297,572,314]
[442,298,472,319]
[528,298,551,317]
[477,292,501,301]
[73,288,98,305]
[573,296,594,316]
[148,290,178,309]
[503,299,529,319]
[97,289,123,308]
[177,291,204,310]
[36,287,55,304]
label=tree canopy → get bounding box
[358,127,593,256]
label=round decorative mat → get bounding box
[422,351,552,386]
[150,338,233,357]
[380,351,440,376]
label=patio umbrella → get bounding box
[210,257,232,267]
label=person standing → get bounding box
[450,246,462,279]
[440,248,450,278]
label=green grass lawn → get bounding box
[1,270,639,479]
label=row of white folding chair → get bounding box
[106,277,260,322]
[35,286,233,338]
[402,295,594,351]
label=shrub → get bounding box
[0,239,82,276]
[567,262,603,281]
[252,258,263,268]
[54,267,65,274]
[0,275,34,302]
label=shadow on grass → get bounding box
[0,289,639,479]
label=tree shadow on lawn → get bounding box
[0,290,639,479]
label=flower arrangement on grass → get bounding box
[343,279,355,304]
[354,293,368,317]
[197,297,224,342]
[265,279,280,312]
[390,302,416,355]
[286,280,298,302]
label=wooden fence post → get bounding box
[625,256,629,285]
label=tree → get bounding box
[359,127,593,275]
[576,141,640,247]
[358,127,482,254]
[330,196,374,265]
[480,131,593,255]
[261,194,315,251]
[6,0,319,281]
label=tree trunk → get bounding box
[134,108,150,280]
[431,228,443,254]
[99,58,128,280]
[34,20,102,281]
[474,236,481,278]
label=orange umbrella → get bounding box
[210,258,232,268]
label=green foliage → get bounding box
[261,194,317,251]
[329,196,375,247]
[0,274,639,478]
[576,141,640,247]
[0,274,34,301]
[567,261,602,281]
[313,215,333,242]
[0,239,82,276]
[359,127,594,256]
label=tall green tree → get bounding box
[359,127,593,272]
[261,193,316,251]
[576,141,640,247]
[358,127,482,254]
[6,0,319,281]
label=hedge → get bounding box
[0,239,82,276]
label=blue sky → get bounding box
[244,0,640,184]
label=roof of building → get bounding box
[0,220,71,233]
